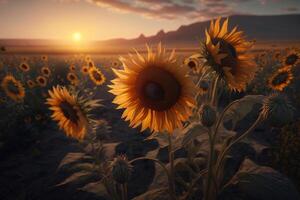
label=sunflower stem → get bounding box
[210,75,219,106]
[168,134,177,200]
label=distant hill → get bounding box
[1,14,300,53]
[98,14,300,48]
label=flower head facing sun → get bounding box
[19,62,30,72]
[268,66,293,91]
[281,49,300,66]
[46,86,101,140]
[36,76,47,87]
[200,17,257,92]
[89,67,106,85]
[67,72,79,86]
[109,44,196,133]
[1,75,25,102]
[41,66,51,77]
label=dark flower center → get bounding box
[285,54,298,65]
[211,38,238,75]
[92,71,102,81]
[60,101,79,124]
[136,66,181,111]
[188,60,196,69]
[272,72,289,86]
[7,81,20,94]
[39,78,45,84]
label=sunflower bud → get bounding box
[261,94,294,127]
[111,155,132,184]
[199,104,216,127]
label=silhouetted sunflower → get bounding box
[46,86,101,140]
[89,67,105,85]
[67,72,79,85]
[19,62,30,72]
[281,49,300,66]
[199,17,257,92]
[36,76,47,87]
[1,75,25,102]
[27,80,36,88]
[268,66,293,91]
[81,66,89,75]
[41,66,51,77]
[109,44,196,133]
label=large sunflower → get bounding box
[1,75,25,102]
[200,17,257,92]
[109,44,196,133]
[46,86,101,140]
[281,49,300,66]
[268,66,293,91]
[89,67,106,85]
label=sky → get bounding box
[0,0,299,41]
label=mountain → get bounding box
[1,14,299,53]
[98,14,300,48]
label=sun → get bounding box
[73,32,81,42]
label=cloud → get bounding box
[85,0,236,20]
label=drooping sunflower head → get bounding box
[41,66,51,77]
[81,66,89,75]
[1,75,25,102]
[46,86,101,140]
[27,80,36,88]
[201,17,257,92]
[67,72,79,86]
[109,44,196,133]
[36,76,47,87]
[89,67,106,85]
[268,66,293,91]
[281,49,300,66]
[19,62,30,72]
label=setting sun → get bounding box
[72,32,81,42]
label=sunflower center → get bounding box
[7,81,20,94]
[285,54,298,65]
[136,66,181,111]
[39,78,45,84]
[43,69,49,74]
[60,101,79,124]
[272,72,289,86]
[188,60,196,69]
[212,38,238,74]
[92,71,102,81]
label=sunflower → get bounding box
[81,66,89,75]
[89,67,105,85]
[109,44,196,133]
[268,66,293,91]
[46,86,101,140]
[85,55,91,62]
[67,72,79,85]
[41,66,51,77]
[88,61,94,69]
[19,62,30,72]
[27,80,36,88]
[200,17,257,92]
[36,76,47,87]
[69,64,76,71]
[184,56,203,73]
[41,55,48,62]
[1,75,25,102]
[281,49,300,66]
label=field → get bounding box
[0,42,300,200]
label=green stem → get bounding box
[168,134,176,200]
[210,76,219,106]
[215,114,263,180]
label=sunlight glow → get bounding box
[72,32,82,42]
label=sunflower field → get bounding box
[0,17,300,200]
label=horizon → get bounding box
[0,0,300,41]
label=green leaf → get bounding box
[56,171,93,187]
[223,95,265,128]
[182,122,208,147]
[229,159,300,200]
